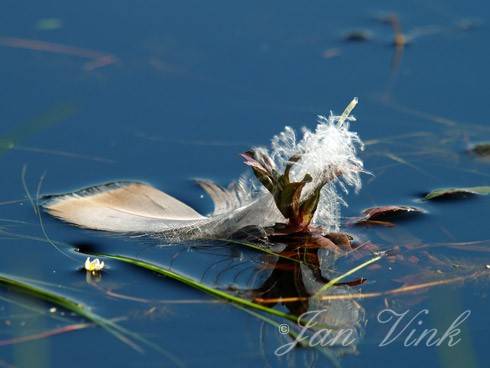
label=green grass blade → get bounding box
[98,253,298,323]
[314,255,382,297]
[0,104,76,159]
[0,272,182,365]
[0,273,134,348]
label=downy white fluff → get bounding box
[248,98,364,231]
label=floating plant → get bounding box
[468,141,490,157]
[424,186,490,200]
[350,205,425,226]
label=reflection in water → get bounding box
[250,231,367,356]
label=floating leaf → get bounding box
[424,186,490,200]
[350,205,424,226]
[343,30,373,42]
[468,142,490,157]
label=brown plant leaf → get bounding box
[468,142,490,157]
[350,205,424,226]
[424,186,490,200]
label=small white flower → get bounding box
[84,257,105,273]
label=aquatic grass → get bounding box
[0,228,71,247]
[0,218,32,225]
[0,322,94,347]
[0,104,76,159]
[0,294,71,324]
[0,36,117,71]
[0,273,126,343]
[95,254,355,356]
[0,199,27,206]
[13,145,114,163]
[314,255,382,297]
[0,222,78,263]
[26,167,78,262]
[3,274,81,293]
[96,253,299,323]
[255,269,490,304]
[0,272,182,365]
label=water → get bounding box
[1,1,489,367]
